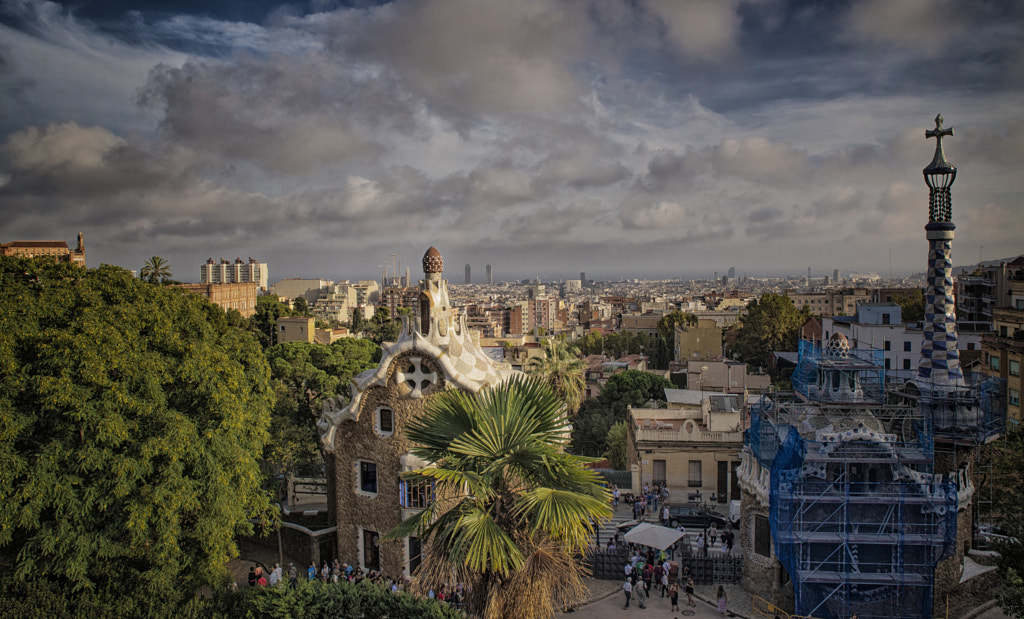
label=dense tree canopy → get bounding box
[251,295,293,349]
[892,289,925,323]
[732,293,810,371]
[0,258,276,608]
[569,369,672,458]
[264,339,380,471]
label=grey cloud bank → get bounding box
[0,0,1022,282]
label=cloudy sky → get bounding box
[1,0,1021,283]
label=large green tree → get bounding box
[732,292,811,371]
[251,295,293,349]
[0,257,275,609]
[526,338,586,415]
[569,370,672,458]
[658,310,697,340]
[264,339,380,470]
[386,375,611,619]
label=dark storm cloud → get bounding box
[0,0,1022,279]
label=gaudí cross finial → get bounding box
[924,114,955,176]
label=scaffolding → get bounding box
[748,337,982,619]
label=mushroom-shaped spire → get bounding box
[422,246,444,274]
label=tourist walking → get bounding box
[686,577,696,607]
[613,485,620,508]
[622,577,633,609]
[669,582,680,611]
[716,585,728,616]
[709,524,719,548]
[697,533,706,557]
[660,566,669,597]
[635,576,648,609]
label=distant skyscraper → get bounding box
[834,269,840,283]
[807,267,812,282]
[486,264,492,285]
[728,266,736,279]
[580,271,586,284]
[465,264,471,284]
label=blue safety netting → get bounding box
[763,400,959,619]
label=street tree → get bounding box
[292,296,309,316]
[0,257,275,610]
[603,421,629,470]
[732,292,810,371]
[658,310,698,340]
[386,375,611,618]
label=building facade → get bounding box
[200,257,268,292]
[176,282,259,318]
[318,247,515,579]
[1,233,85,265]
[627,389,745,504]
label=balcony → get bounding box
[634,425,745,444]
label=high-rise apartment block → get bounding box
[465,264,471,284]
[486,264,492,285]
[201,257,268,292]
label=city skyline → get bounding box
[1,1,1022,281]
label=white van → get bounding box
[729,499,741,524]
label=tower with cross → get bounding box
[918,114,963,386]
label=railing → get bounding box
[752,595,823,619]
[635,427,745,443]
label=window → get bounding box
[1010,389,1020,407]
[358,461,378,495]
[409,537,422,576]
[903,359,911,370]
[363,529,380,570]
[882,313,891,325]
[991,355,1001,371]
[754,514,772,557]
[1011,360,1020,377]
[400,479,433,509]
[884,340,891,351]
[376,407,395,436]
[688,460,702,487]
[904,341,912,352]
[884,358,891,370]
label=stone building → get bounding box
[317,247,516,578]
[1,233,85,265]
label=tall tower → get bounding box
[485,264,492,285]
[918,114,963,385]
[465,264,471,285]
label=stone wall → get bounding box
[332,352,448,579]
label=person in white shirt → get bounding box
[623,578,633,609]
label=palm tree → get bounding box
[526,338,587,416]
[385,375,610,619]
[140,256,172,284]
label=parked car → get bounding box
[666,505,728,529]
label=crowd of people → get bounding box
[622,558,729,616]
[243,559,467,607]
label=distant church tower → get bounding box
[918,114,963,385]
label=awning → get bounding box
[622,522,685,550]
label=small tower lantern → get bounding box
[923,114,957,223]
